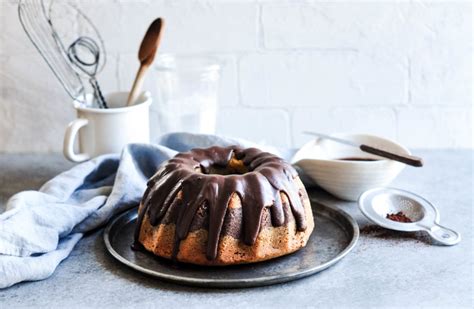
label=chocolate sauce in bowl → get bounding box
[337,157,380,162]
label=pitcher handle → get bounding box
[63,118,90,162]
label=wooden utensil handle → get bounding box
[127,65,148,106]
[360,144,424,167]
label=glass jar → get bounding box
[152,55,221,135]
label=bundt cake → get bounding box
[133,146,314,266]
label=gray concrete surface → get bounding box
[0,150,472,308]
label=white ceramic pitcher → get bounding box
[63,91,151,162]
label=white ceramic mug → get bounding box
[63,91,151,162]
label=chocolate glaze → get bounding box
[134,146,307,261]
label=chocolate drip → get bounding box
[134,146,307,261]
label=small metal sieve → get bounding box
[358,187,460,246]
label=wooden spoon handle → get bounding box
[360,144,424,167]
[126,64,148,106]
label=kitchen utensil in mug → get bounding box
[359,187,461,245]
[18,0,108,108]
[18,0,84,101]
[48,0,108,108]
[63,92,151,162]
[66,36,108,108]
[153,55,221,135]
[127,18,164,106]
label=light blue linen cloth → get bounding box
[0,133,283,289]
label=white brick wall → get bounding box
[239,52,407,107]
[0,0,472,153]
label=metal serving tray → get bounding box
[104,197,359,288]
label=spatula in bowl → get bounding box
[303,131,423,167]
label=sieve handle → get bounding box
[425,223,461,246]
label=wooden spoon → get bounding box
[126,18,164,106]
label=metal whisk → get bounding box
[18,0,84,102]
[67,36,107,108]
[18,0,108,108]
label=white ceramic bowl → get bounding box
[291,133,410,201]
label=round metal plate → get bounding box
[104,199,359,288]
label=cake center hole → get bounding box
[203,158,249,175]
[206,165,245,175]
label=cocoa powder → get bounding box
[386,211,412,223]
[360,225,432,245]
